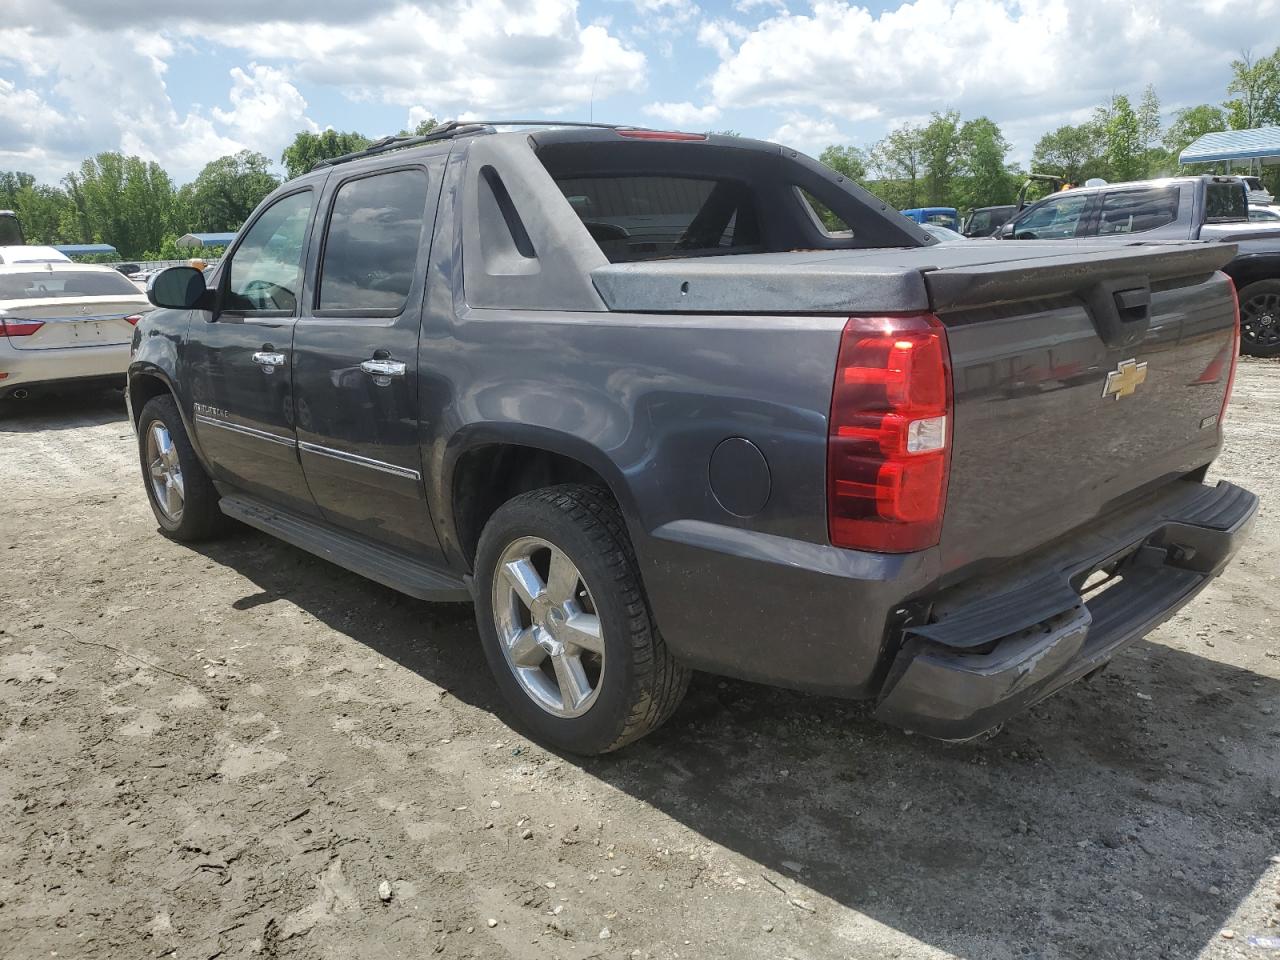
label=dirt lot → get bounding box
[0,361,1277,960]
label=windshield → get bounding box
[0,270,140,300]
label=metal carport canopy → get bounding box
[1179,126,1280,164]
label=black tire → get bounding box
[137,394,227,541]
[474,484,689,755]
[1237,279,1280,357]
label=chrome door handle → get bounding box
[360,359,406,378]
[252,351,286,367]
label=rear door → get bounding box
[186,187,319,515]
[291,160,446,558]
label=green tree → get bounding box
[1031,123,1103,184]
[1163,104,1228,157]
[919,110,962,206]
[63,153,175,258]
[398,117,440,137]
[185,151,280,233]
[1225,50,1280,129]
[281,130,371,180]
[0,171,75,244]
[869,123,926,208]
[1094,94,1145,181]
[817,144,868,182]
[955,116,1015,209]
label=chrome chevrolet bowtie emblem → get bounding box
[1102,358,1148,400]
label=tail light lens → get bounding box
[0,317,44,337]
[1221,275,1240,424]
[125,314,143,326]
[827,313,953,553]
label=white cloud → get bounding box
[642,101,721,127]
[771,113,847,154]
[705,0,1280,135]
[201,0,647,117]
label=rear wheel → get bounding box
[137,394,227,541]
[474,484,689,755]
[1238,279,1280,357]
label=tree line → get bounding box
[2,49,1279,258]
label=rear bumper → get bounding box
[874,480,1258,740]
[0,340,129,396]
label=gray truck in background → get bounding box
[1001,174,1280,355]
[128,124,1256,754]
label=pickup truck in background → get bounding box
[128,124,1256,754]
[1001,174,1280,355]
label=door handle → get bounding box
[360,359,406,379]
[252,351,287,367]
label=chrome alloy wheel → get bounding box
[491,536,605,718]
[145,421,185,522]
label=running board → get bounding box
[218,494,471,602]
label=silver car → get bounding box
[0,262,151,399]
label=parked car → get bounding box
[0,245,72,265]
[1241,175,1274,206]
[0,262,150,399]
[900,206,959,230]
[1248,205,1280,222]
[920,222,966,241]
[961,205,1015,237]
[1000,175,1280,355]
[129,123,1255,754]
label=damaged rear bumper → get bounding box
[874,480,1258,740]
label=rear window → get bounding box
[1206,181,1248,222]
[0,270,138,300]
[0,215,22,245]
[554,175,760,263]
[1098,187,1178,235]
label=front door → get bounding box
[291,162,444,557]
[186,187,318,515]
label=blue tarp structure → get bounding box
[176,232,236,248]
[1179,127,1280,165]
[53,243,119,257]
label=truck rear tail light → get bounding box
[616,129,708,141]
[1221,275,1241,422]
[0,317,44,337]
[827,313,953,553]
[125,314,143,326]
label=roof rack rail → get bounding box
[310,120,637,171]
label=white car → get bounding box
[0,245,72,265]
[0,262,151,399]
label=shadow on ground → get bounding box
[195,524,1280,960]
[0,386,128,432]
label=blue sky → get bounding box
[2,0,1277,184]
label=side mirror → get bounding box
[998,222,1015,239]
[148,266,208,310]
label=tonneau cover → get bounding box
[590,240,1236,314]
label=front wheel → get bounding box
[474,485,689,755]
[1238,279,1280,357]
[137,394,227,541]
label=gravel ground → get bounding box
[0,359,1277,960]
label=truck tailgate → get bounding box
[927,241,1238,576]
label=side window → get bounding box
[1098,187,1178,235]
[1013,194,1088,239]
[796,187,853,238]
[225,191,313,313]
[318,169,430,313]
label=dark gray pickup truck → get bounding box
[1001,174,1280,355]
[127,123,1257,754]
